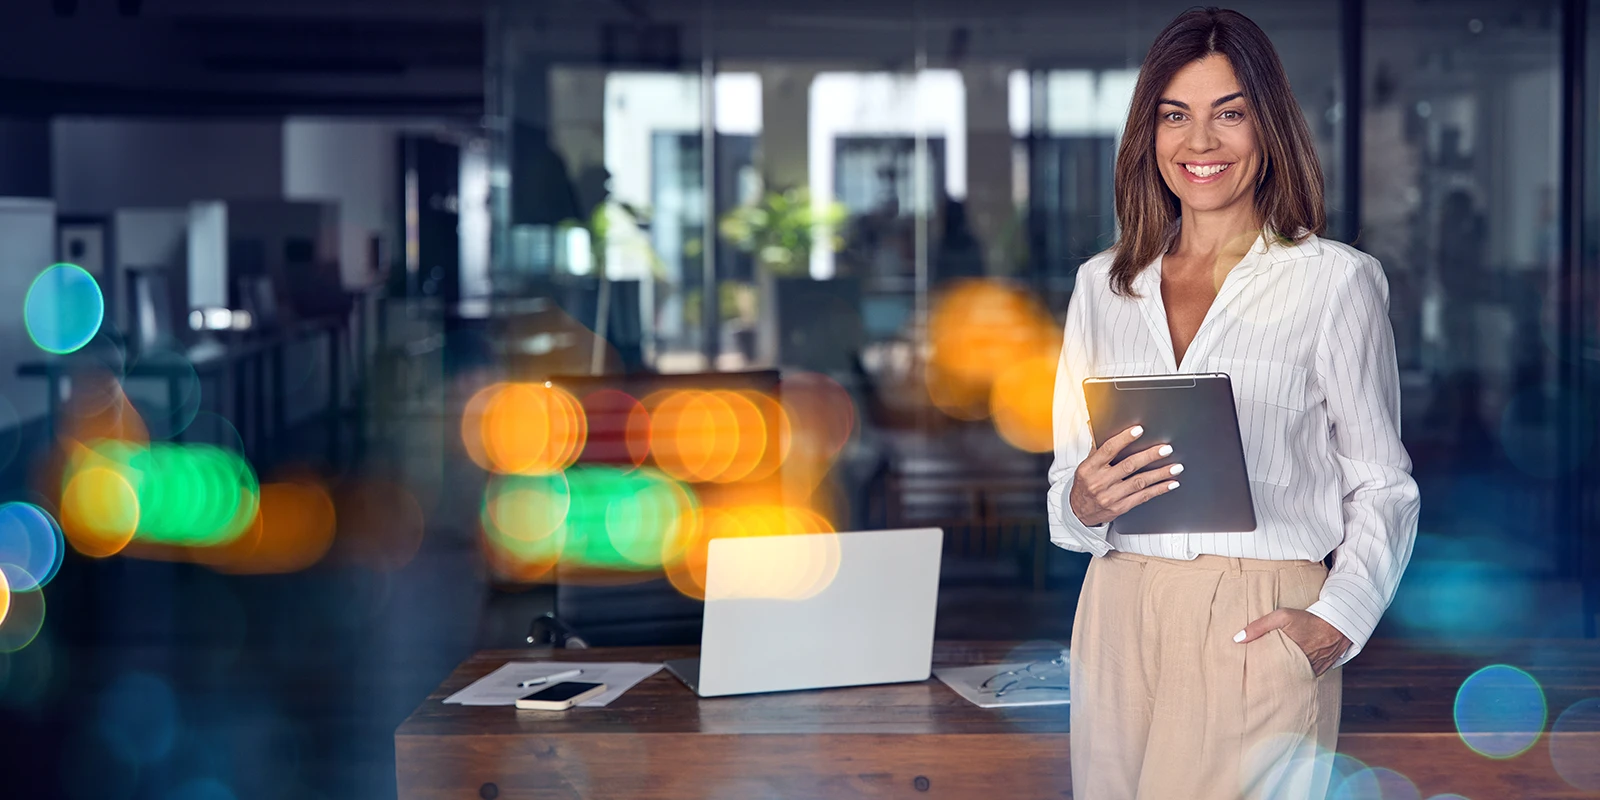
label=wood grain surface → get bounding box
[396,640,1600,799]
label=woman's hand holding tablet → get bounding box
[1068,425,1184,527]
[1077,373,1255,534]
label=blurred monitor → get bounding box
[542,369,782,648]
[776,277,863,373]
[862,295,913,339]
[552,369,781,473]
[238,274,280,332]
[128,268,180,352]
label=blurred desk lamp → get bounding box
[188,307,255,332]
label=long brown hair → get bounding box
[1108,6,1325,296]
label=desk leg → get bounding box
[271,345,285,461]
[230,359,248,457]
[327,330,341,467]
[253,352,266,461]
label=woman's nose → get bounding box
[1187,120,1220,151]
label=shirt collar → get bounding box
[1134,227,1321,290]
[1263,228,1321,264]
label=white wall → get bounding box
[52,119,284,214]
[282,118,396,290]
[284,117,483,294]
[0,198,60,426]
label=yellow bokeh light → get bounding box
[705,530,842,602]
[925,280,1057,422]
[61,465,140,558]
[990,350,1061,453]
[665,503,835,600]
[0,568,9,626]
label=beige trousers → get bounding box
[1069,551,1342,800]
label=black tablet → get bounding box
[1082,373,1256,535]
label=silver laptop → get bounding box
[666,527,943,697]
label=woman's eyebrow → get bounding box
[1157,92,1244,110]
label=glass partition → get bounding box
[485,0,1593,637]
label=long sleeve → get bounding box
[1047,267,1113,556]
[1303,255,1421,668]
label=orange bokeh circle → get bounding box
[479,383,588,475]
[205,481,337,575]
[708,390,766,483]
[991,351,1060,453]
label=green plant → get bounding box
[718,187,848,277]
[561,200,665,280]
[683,280,757,326]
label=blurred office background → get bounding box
[0,0,1596,797]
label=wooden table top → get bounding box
[397,639,1600,739]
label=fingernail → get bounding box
[1167,481,1180,490]
[1158,444,1174,457]
[1233,630,1246,643]
[1131,426,1144,438]
[1169,464,1184,476]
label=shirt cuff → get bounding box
[1049,472,1114,557]
[1305,573,1386,669]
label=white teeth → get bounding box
[1185,163,1230,177]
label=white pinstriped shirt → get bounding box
[1047,231,1421,668]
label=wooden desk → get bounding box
[397,640,1600,799]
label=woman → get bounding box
[1047,8,1420,800]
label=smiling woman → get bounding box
[1107,8,1326,298]
[1048,7,1419,800]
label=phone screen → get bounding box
[520,681,602,703]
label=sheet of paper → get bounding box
[933,662,1071,709]
[443,662,664,708]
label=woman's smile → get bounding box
[1179,161,1234,183]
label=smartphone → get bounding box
[514,681,607,711]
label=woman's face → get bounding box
[1154,55,1262,219]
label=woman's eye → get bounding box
[1220,110,1243,120]
[1163,112,1185,122]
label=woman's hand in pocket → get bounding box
[1068,425,1184,527]
[1234,609,1351,677]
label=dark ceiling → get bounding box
[0,0,487,116]
[0,0,1557,116]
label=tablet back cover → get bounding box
[1082,374,1257,535]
